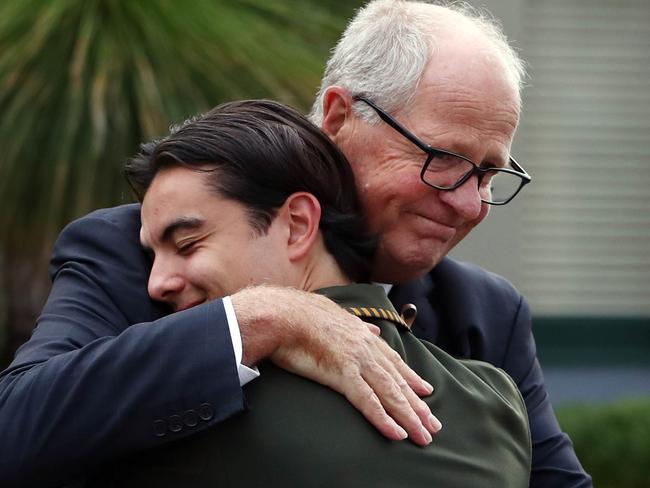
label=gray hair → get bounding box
[309,0,527,125]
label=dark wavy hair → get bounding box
[125,99,377,282]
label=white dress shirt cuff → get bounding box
[223,296,260,386]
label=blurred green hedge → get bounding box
[557,399,650,488]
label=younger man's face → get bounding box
[140,166,289,311]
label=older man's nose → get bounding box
[437,175,484,221]
[148,263,185,303]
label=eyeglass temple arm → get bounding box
[352,96,433,154]
[354,95,532,183]
[509,157,532,181]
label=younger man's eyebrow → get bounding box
[160,217,205,243]
[140,216,205,253]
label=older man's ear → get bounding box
[279,192,322,263]
[321,86,353,140]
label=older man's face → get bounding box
[335,48,520,283]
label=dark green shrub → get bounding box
[557,399,650,488]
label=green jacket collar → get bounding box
[315,284,410,330]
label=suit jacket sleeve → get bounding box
[500,294,591,488]
[0,207,245,487]
[420,258,592,488]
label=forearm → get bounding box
[234,285,339,367]
[232,285,285,367]
[0,301,244,487]
[504,297,592,487]
[0,207,250,486]
[232,285,439,446]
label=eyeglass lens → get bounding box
[423,154,523,204]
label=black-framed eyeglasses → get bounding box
[353,95,531,205]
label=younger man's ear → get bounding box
[282,192,322,262]
[320,86,353,140]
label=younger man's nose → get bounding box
[148,262,185,304]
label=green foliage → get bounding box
[0,0,360,246]
[557,399,650,488]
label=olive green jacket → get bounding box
[93,284,531,487]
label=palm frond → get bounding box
[0,0,361,246]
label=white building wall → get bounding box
[451,0,650,317]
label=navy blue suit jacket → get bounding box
[0,204,591,487]
[389,265,591,487]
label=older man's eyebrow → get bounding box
[160,216,205,243]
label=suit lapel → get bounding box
[388,275,439,344]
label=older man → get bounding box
[89,98,530,487]
[0,1,590,487]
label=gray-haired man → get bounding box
[0,2,590,487]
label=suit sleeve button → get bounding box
[153,419,167,437]
[168,414,183,432]
[198,403,214,421]
[183,409,198,427]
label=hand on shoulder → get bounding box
[232,285,441,446]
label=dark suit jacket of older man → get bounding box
[0,204,591,487]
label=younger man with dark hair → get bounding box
[95,99,531,487]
